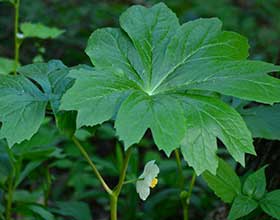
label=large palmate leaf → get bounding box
[0,60,72,146]
[60,3,280,174]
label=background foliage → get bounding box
[0,0,280,220]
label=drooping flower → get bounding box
[136,160,160,200]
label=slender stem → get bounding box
[72,136,112,195]
[44,167,51,206]
[13,0,20,75]
[185,172,196,220]
[174,149,196,220]
[123,177,144,185]
[6,176,14,220]
[114,147,132,196]
[110,147,132,220]
[175,149,184,190]
[175,149,188,220]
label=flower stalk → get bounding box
[72,136,132,220]
[174,149,196,220]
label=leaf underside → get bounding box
[61,3,280,174]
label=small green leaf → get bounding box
[20,22,64,39]
[51,201,92,220]
[260,190,280,220]
[15,160,42,187]
[228,195,258,220]
[202,159,241,203]
[243,166,267,200]
[0,57,17,75]
[241,104,280,140]
[27,204,55,220]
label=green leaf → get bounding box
[115,91,186,154]
[241,104,280,140]
[180,95,254,174]
[20,22,64,39]
[228,195,258,220]
[0,57,17,75]
[27,204,55,220]
[51,201,92,220]
[0,75,47,146]
[243,166,267,200]
[60,3,280,174]
[0,60,71,146]
[260,190,280,220]
[202,159,241,203]
[15,160,42,187]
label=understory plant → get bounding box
[0,1,280,220]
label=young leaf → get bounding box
[260,190,280,220]
[60,3,280,174]
[0,60,72,146]
[243,166,267,200]
[202,159,241,203]
[241,104,280,140]
[228,195,258,220]
[20,22,64,39]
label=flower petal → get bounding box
[136,180,150,200]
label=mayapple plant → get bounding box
[1,2,280,220]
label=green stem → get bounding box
[6,176,14,220]
[110,147,132,220]
[110,194,118,220]
[13,0,20,75]
[44,166,51,206]
[175,149,184,190]
[185,172,196,220]
[123,177,144,185]
[174,149,196,220]
[72,136,112,195]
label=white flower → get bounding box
[136,160,160,201]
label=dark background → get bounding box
[0,1,280,220]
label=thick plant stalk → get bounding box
[110,147,132,220]
[13,0,20,75]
